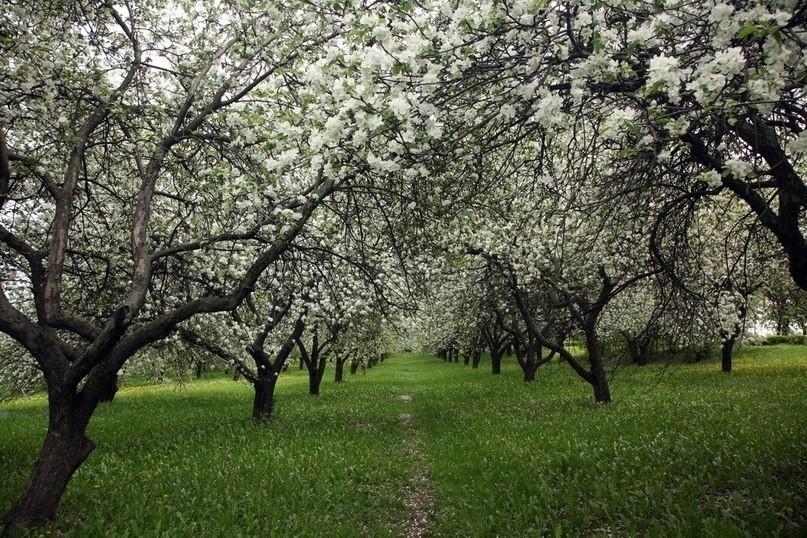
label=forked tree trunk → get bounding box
[252,375,278,421]
[308,365,325,395]
[514,343,540,382]
[2,391,97,530]
[491,350,502,375]
[721,337,735,374]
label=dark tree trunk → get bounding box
[334,358,345,383]
[491,350,502,375]
[252,375,278,421]
[2,392,96,530]
[513,343,541,382]
[591,370,611,403]
[195,361,204,379]
[299,356,304,370]
[472,349,481,369]
[367,358,373,369]
[463,353,470,366]
[308,365,325,395]
[636,341,649,366]
[721,337,735,374]
[350,360,359,375]
[585,330,611,403]
[522,358,537,381]
[97,375,118,402]
[232,369,241,381]
[627,337,650,366]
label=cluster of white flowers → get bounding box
[699,170,723,189]
[532,93,564,130]
[724,159,755,180]
[602,107,637,141]
[647,55,685,104]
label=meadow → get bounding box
[1,346,805,537]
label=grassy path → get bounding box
[396,391,434,538]
[1,346,806,536]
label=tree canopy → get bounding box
[1,0,805,531]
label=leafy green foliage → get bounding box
[754,335,807,346]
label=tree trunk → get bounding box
[491,350,502,375]
[463,353,470,366]
[334,359,345,383]
[721,337,735,374]
[97,375,118,402]
[522,358,537,381]
[350,360,359,375]
[299,356,304,370]
[585,330,611,403]
[472,349,481,369]
[252,375,278,421]
[308,364,324,395]
[195,361,204,379]
[636,340,650,366]
[2,392,96,530]
[627,337,650,366]
[591,370,611,403]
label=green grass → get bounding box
[1,346,806,536]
